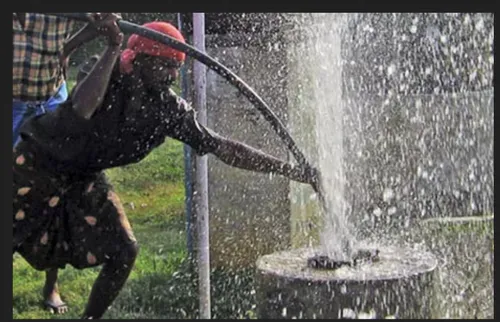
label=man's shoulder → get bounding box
[160,88,187,107]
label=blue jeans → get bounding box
[13,82,68,147]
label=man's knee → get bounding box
[116,241,139,264]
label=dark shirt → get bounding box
[20,67,215,175]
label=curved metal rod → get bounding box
[52,12,312,170]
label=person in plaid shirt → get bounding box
[13,13,113,147]
[12,13,119,314]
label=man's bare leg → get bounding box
[43,268,68,314]
[81,242,138,319]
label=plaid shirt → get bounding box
[13,13,75,103]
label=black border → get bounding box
[8,2,498,322]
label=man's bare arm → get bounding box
[70,14,123,120]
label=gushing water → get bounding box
[288,11,493,272]
[288,13,356,261]
[311,15,355,261]
[286,12,493,318]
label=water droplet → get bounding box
[383,188,395,202]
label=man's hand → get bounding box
[87,13,123,46]
[299,164,322,194]
[288,162,322,192]
[61,12,121,64]
[300,164,327,210]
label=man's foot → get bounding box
[43,268,68,314]
[43,291,68,314]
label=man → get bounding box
[12,12,119,314]
[13,15,319,319]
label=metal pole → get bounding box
[177,13,195,258]
[192,12,211,319]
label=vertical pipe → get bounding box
[177,13,194,257]
[192,12,211,319]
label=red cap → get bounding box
[120,21,186,74]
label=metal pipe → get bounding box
[192,12,211,320]
[177,12,195,258]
